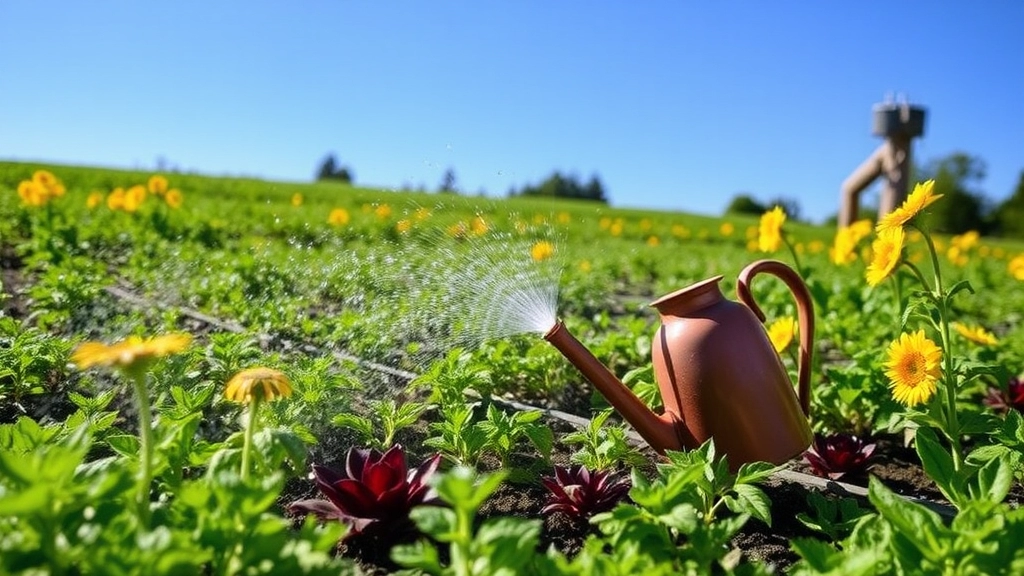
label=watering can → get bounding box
[545,259,814,468]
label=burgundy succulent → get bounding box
[541,464,631,520]
[803,433,876,480]
[288,445,441,535]
[983,376,1024,415]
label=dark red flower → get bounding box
[541,465,630,520]
[288,445,441,535]
[983,376,1024,415]
[803,433,876,480]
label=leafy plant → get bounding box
[477,403,552,471]
[795,490,872,541]
[288,445,442,537]
[803,433,876,480]
[392,467,543,575]
[0,317,72,409]
[562,409,646,470]
[332,397,432,450]
[541,464,630,520]
[424,401,489,468]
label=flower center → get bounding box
[900,352,925,385]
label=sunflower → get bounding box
[766,316,797,353]
[866,226,905,286]
[72,333,192,373]
[884,330,942,407]
[165,189,183,209]
[876,180,942,232]
[952,323,998,346]
[224,367,293,403]
[758,206,787,252]
[148,175,169,196]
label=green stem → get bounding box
[130,371,154,527]
[916,225,962,472]
[783,235,804,276]
[241,395,261,480]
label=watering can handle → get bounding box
[736,259,814,417]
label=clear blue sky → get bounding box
[2,1,1022,223]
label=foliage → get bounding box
[509,171,608,203]
[315,153,353,183]
[541,464,631,520]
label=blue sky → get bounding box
[2,1,1022,223]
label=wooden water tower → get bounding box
[839,97,927,227]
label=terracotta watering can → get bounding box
[545,259,814,468]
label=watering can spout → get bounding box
[544,320,686,454]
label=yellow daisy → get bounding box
[876,180,942,232]
[165,189,183,209]
[86,191,105,209]
[884,330,942,407]
[866,226,904,286]
[531,240,555,262]
[148,175,169,196]
[291,193,303,207]
[758,206,786,252]
[72,333,192,372]
[17,180,49,207]
[830,226,860,265]
[224,367,293,403]
[328,208,350,226]
[766,316,797,354]
[952,323,997,346]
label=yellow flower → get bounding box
[72,333,192,372]
[672,224,690,238]
[719,222,735,237]
[375,204,392,220]
[884,330,942,407]
[291,193,303,207]
[578,260,592,273]
[17,180,48,207]
[758,206,786,252]
[808,240,824,254]
[876,180,942,232]
[952,323,997,346]
[165,189,183,209]
[396,219,412,234]
[766,316,797,354]
[470,216,488,236]
[124,185,147,212]
[557,212,571,224]
[639,218,652,231]
[866,226,904,286]
[32,170,64,197]
[148,175,169,196]
[328,208,350,226]
[832,220,872,264]
[599,217,611,230]
[224,367,293,403]
[609,221,623,237]
[531,240,555,261]
[951,230,979,251]
[1009,254,1024,281]
[415,207,431,221]
[86,191,105,209]
[107,188,126,211]
[646,235,660,247]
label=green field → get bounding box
[3,161,1024,573]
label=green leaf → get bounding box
[914,427,959,503]
[790,537,839,571]
[868,476,948,561]
[0,483,51,515]
[971,453,1014,504]
[106,434,141,458]
[944,279,975,301]
[391,539,443,573]
[735,461,778,485]
[730,483,772,526]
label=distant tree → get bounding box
[917,152,989,234]
[766,196,802,222]
[993,169,1024,238]
[439,168,458,194]
[510,171,608,203]
[724,194,766,216]
[315,153,353,184]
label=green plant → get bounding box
[0,317,72,410]
[392,467,543,575]
[562,409,646,470]
[476,403,552,473]
[423,401,488,468]
[795,491,871,541]
[332,397,432,450]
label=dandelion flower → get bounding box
[758,206,786,252]
[766,316,797,354]
[87,191,105,209]
[470,216,488,236]
[107,187,126,211]
[32,170,64,197]
[720,222,735,236]
[148,175,169,196]
[328,208,350,226]
[224,367,293,403]
[866,226,904,286]
[17,180,48,207]
[952,323,997,346]
[876,180,942,232]
[374,204,392,220]
[72,333,192,373]
[884,330,942,407]
[531,240,555,261]
[124,185,147,212]
[646,235,660,247]
[396,219,412,234]
[291,193,303,207]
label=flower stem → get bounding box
[241,395,261,480]
[783,235,804,276]
[130,371,154,527]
